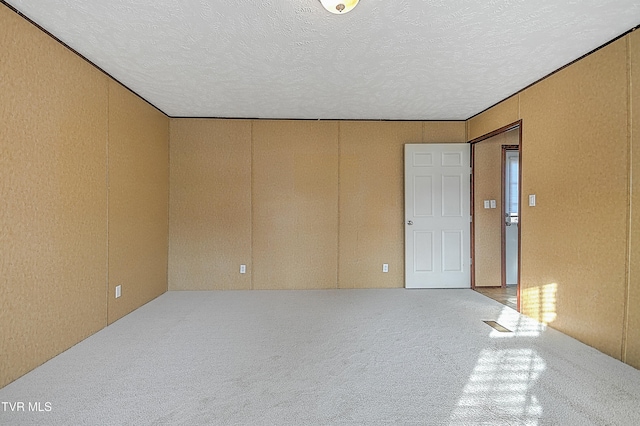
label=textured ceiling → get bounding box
[4,0,640,119]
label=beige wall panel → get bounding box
[467,95,519,141]
[504,129,520,147]
[252,121,339,290]
[626,31,640,369]
[0,5,108,387]
[472,131,520,287]
[339,121,423,288]
[519,38,629,359]
[108,82,169,323]
[423,121,467,143]
[473,137,503,287]
[169,119,252,290]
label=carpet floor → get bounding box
[1,289,640,425]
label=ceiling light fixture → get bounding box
[319,0,359,14]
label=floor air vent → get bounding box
[483,320,512,332]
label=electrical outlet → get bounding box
[115,285,121,298]
[240,264,246,274]
[382,264,389,273]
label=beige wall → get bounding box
[473,129,519,287]
[626,30,640,369]
[108,82,169,323]
[168,121,466,290]
[252,121,340,290]
[337,122,466,288]
[468,35,637,364]
[168,120,252,290]
[467,96,519,141]
[339,122,422,288]
[0,5,169,388]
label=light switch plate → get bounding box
[529,194,536,207]
[490,200,496,209]
[484,200,490,209]
[115,285,121,298]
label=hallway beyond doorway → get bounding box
[475,285,518,311]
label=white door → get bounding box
[405,144,471,288]
[505,150,519,285]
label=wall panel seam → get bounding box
[622,34,633,362]
[106,81,111,326]
[166,118,170,293]
[167,120,173,291]
[336,122,341,289]
[250,120,255,290]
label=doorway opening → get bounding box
[501,146,519,310]
[470,121,521,311]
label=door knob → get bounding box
[407,220,413,225]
